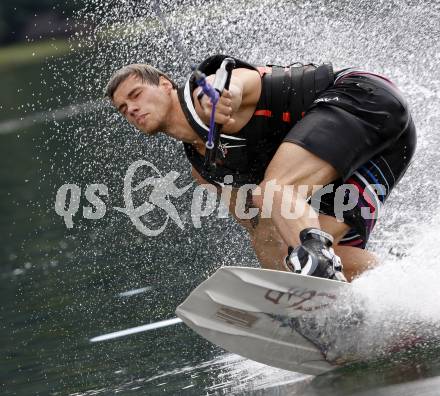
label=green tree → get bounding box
[0,0,84,44]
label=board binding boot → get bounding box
[285,228,347,282]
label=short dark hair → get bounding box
[105,64,177,99]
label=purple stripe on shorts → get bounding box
[335,69,396,87]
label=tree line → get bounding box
[0,1,85,45]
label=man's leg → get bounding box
[333,245,378,282]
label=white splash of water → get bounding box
[344,220,440,359]
[354,227,440,324]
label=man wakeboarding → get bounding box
[105,54,416,283]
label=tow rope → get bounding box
[191,58,236,169]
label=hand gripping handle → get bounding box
[204,58,236,167]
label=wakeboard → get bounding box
[176,266,357,375]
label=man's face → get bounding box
[112,74,172,135]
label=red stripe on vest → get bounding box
[254,109,291,123]
[254,109,272,117]
[282,112,291,122]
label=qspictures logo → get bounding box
[54,160,385,237]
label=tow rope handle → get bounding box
[192,58,236,169]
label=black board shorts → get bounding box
[284,69,417,248]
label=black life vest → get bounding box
[178,54,334,187]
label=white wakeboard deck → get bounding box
[176,266,351,375]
